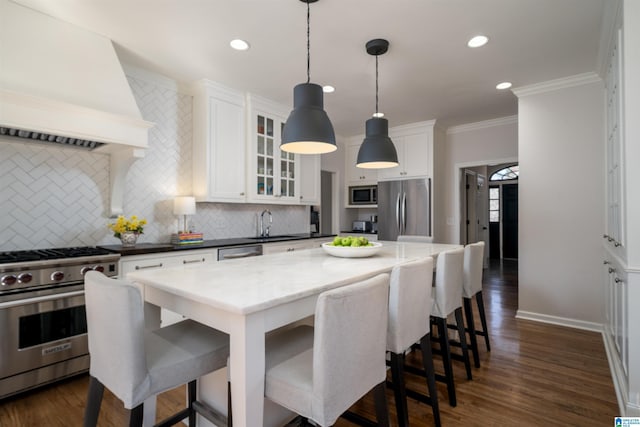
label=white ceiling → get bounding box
[13,0,608,137]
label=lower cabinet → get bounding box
[120,249,217,327]
[263,237,333,255]
[604,255,629,378]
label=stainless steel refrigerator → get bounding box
[377,178,431,240]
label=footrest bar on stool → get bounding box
[386,381,435,407]
[341,410,378,427]
[155,408,190,427]
[192,400,229,427]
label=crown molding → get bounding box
[512,72,602,98]
[447,115,518,135]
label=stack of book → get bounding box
[171,232,204,245]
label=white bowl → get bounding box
[321,241,383,258]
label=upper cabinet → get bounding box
[299,153,321,205]
[246,95,300,204]
[192,79,246,202]
[378,122,434,181]
[345,142,378,185]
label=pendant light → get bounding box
[281,0,337,154]
[356,39,398,169]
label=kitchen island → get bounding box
[127,241,461,427]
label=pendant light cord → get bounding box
[306,0,311,84]
[375,55,379,115]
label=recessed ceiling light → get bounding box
[467,35,488,48]
[372,112,384,118]
[496,82,512,90]
[230,39,250,51]
[322,85,335,93]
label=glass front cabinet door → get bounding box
[248,95,299,203]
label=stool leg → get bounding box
[435,316,456,407]
[476,291,491,351]
[373,381,390,426]
[455,307,472,380]
[83,375,104,427]
[419,334,441,427]
[464,297,481,368]
[128,404,144,427]
[187,380,197,427]
[389,352,409,427]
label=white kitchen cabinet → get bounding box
[262,237,333,255]
[345,142,378,185]
[247,94,300,204]
[378,122,433,181]
[601,4,640,416]
[299,153,321,205]
[120,249,217,326]
[192,79,246,202]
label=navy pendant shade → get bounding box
[357,117,398,168]
[281,82,337,154]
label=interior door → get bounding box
[502,184,518,259]
[476,174,489,267]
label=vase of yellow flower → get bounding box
[108,215,147,247]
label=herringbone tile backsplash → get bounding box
[0,71,308,251]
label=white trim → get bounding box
[512,72,602,97]
[515,310,602,332]
[603,329,630,416]
[447,115,518,135]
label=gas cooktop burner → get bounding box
[0,247,114,264]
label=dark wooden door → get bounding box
[502,184,518,259]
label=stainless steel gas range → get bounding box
[0,247,120,399]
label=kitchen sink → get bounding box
[247,235,297,240]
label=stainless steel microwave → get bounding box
[349,185,377,205]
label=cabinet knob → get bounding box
[608,267,615,274]
[614,277,624,284]
[614,241,621,247]
[603,234,609,239]
[603,260,610,265]
[240,192,245,196]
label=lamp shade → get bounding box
[356,117,399,169]
[281,83,337,154]
[173,196,196,215]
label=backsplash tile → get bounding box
[0,71,308,251]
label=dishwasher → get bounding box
[217,245,263,261]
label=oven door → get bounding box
[0,287,88,389]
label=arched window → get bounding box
[490,164,519,181]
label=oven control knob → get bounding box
[1,275,17,286]
[18,273,33,283]
[93,265,105,273]
[81,266,92,275]
[51,271,65,282]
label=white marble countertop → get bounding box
[127,241,461,315]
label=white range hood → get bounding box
[0,0,154,216]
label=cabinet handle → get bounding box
[135,263,163,270]
[614,277,624,284]
[183,258,206,264]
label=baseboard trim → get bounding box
[602,330,628,416]
[515,310,602,332]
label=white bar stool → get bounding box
[83,271,231,427]
[386,258,440,427]
[264,274,391,427]
[462,241,490,368]
[430,247,471,407]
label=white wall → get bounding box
[437,117,518,244]
[515,75,605,326]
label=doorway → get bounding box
[502,184,518,259]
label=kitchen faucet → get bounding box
[260,209,272,237]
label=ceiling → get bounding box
[12,0,608,137]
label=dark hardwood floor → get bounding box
[0,259,619,426]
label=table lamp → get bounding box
[173,196,196,233]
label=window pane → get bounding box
[490,188,499,199]
[490,211,500,222]
[490,200,499,210]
